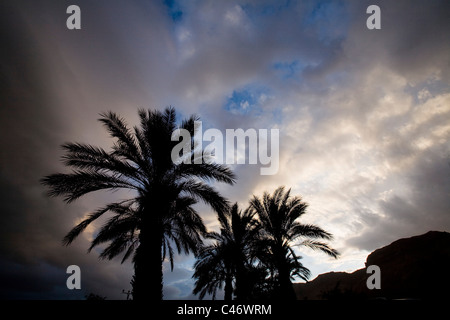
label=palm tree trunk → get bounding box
[235,262,248,300]
[274,246,296,300]
[278,263,296,300]
[133,211,163,300]
[224,271,233,301]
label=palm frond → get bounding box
[99,233,134,260]
[98,111,141,164]
[288,223,333,242]
[62,207,108,246]
[176,162,236,184]
[41,170,137,203]
[121,238,139,263]
[88,214,138,252]
[61,142,145,185]
[179,180,230,215]
[300,239,340,259]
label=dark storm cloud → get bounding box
[0,1,75,298]
[0,0,142,299]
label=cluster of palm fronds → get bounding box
[193,187,339,300]
[41,107,338,301]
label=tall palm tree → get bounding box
[41,107,235,300]
[193,203,259,300]
[250,186,339,300]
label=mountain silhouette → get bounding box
[294,231,450,300]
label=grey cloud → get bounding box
[0,1,140,300]
[268,0,450,256]
[346,142,450,252]
[342,0,450,83]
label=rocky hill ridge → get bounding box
[294,231,450,300]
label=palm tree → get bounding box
[193,203,259,300]
[249,186,339,300]
[192,231,234,300]
[41,107,235,300]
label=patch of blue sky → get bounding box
[271,107,283,124]
[163,0,183,23]
[240,0,294,27]
[242,0,292,17]
[223,85,270,116]
[302,0,350,44]
[273,60,304,80]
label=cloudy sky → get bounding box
[1,0,449,299]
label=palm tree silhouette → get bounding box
[193,203,259,300]
[192,227,234,300]
[41,107,235,300]
[250,186,339,300]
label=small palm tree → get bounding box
[41,107,235,300]
[250,186,339,300]
[192,231,234,300]
[193,203,259,300]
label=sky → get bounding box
[0,0,449,300]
